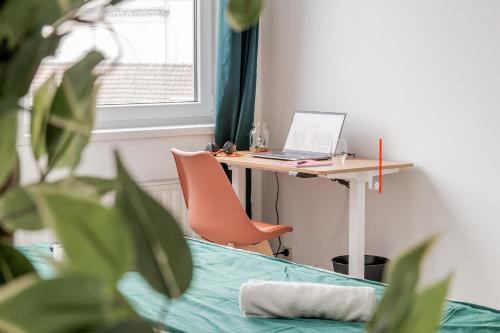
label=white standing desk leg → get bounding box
[231,166,246,208]
[349,180,366,278]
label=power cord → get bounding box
[273,172,289,257]
[273,172,281,257]
[271,153,358,257]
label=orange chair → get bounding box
[172,149,292,256]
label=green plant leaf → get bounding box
[0,0,41,49]
[54,176,117,198]
[0,274,134,333]
[0,112,17,188]
[226,0,263,32]
[0,243,37,285]
[367,236,445,333]
[28,186,133,283]
[0,186,43,232]
[0,152,20,200]
[34,0,89,33]
[402,276,452,333]
[1,33,61,107]
[115,153,192,298]
[92,320,155,333]
[0,0,84,50]
[45,51,104,171]
[0,178,115,233]
[31,75,57,160]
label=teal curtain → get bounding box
[215,0,259,216]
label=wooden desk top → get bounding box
[215,152,413,176]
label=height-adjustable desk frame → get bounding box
[216,153,413,278]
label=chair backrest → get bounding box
[171,149,263,245]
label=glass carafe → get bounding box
[249,122,270,153]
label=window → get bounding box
[30,0,214,130]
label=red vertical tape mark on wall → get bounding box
[379,138,383,194]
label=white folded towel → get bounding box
[239,280,377,322]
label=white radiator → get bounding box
[141,179,195,238]
[14,178,195,245]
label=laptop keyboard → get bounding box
[263,151,330,160]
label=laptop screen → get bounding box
[283,111,346,153]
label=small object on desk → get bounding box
[223,141,237,154]
[274,159,333,168]
[210,150,245,158]
[205,142,220,153]
[330,138,349,162]
[249,122,270,153]
[250,146,269,153]
[206,141,244,157]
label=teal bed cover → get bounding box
[18,239,500,333]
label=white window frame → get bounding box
[20,0,214,141]
[94,0,214,130]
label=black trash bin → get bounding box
[331,255,388,282]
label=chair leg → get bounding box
[235,241,273,256]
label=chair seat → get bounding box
[251,220,293,239]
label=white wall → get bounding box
[258,0,500,309]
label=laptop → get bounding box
[253,111,346,161]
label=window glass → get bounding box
[31,0,196,106]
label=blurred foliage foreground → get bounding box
[0,1,450,332]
